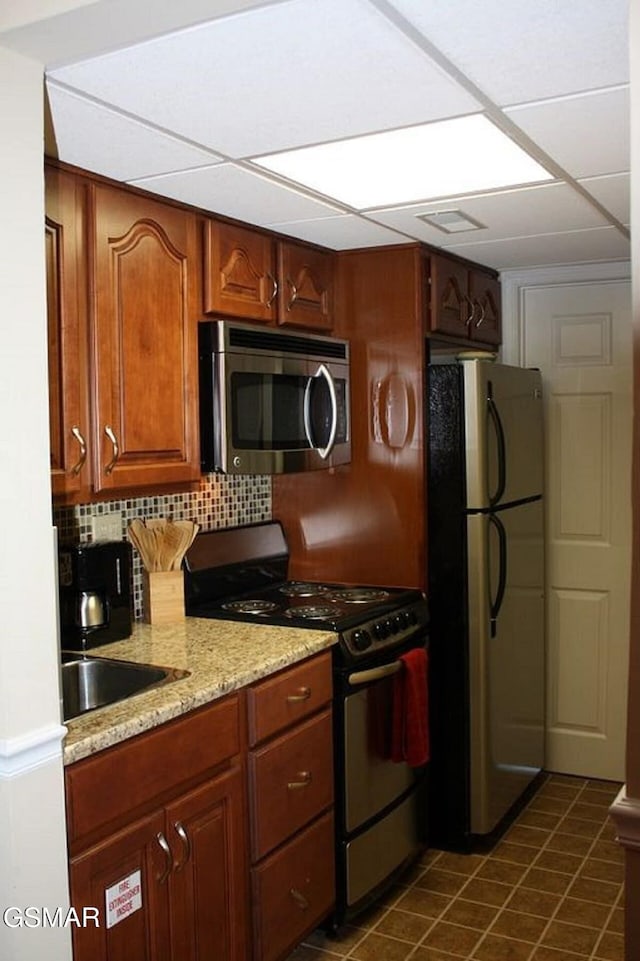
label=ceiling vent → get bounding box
[417,209,486,234]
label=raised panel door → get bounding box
[204,220,277,322]
[277,241,333,331]
[166,768,249,961]
[428,253,471,339]
[68,810,171,961]
[45,165,91,499]
[92,184,200,491]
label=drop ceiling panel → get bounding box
[129,163,343,225]
[48,0,481,157]
[368,182,609,247]
[505,88,630,180]
[46,82,223,181]
[578,173,630,226]
[385,0,629,105]
[265,214,406,249]
[444,227,631,271]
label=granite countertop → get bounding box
[62,617,337,766]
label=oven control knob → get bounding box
[352,629,372,652]
[386,618,398,635]
[374,621,388,641]
[394,614,406,632]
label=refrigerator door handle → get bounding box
[487,389,507,506]
[488,512,507,638]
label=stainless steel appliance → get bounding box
[58,541,132,650]
[198,320,350,474]
[427,359,545,849]
[183,522,429,925]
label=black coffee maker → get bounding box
[59,541,132,650]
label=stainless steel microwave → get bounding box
[198,320,351,475]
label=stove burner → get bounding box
[284,605,338,621]
[221,599,280,615]
[327,588,390,604]
[278,582,332,597]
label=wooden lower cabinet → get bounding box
[251,811,335,961]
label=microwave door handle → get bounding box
[304,364,338,460]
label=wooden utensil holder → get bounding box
[143,570,185,625]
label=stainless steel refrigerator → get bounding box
[427,358,545,849]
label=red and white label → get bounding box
[105,870,142,929]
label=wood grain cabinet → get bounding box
[204,219,334,331]
[246,652,335,961]
[65,695,248,961]
[428,251,501,347]
[45,165,91,501]
[46,164,201,500]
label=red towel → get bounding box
[391,647,430,767]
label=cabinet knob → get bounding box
[104,425,120,475]
[155,831,173,884]
[174,820,192,871]
[70,426,87,476]
[289,887,310,910]
[287,770,312,790]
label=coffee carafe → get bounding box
[58,541,132,650]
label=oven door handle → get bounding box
[348,661,402,686]
[304,363,338,460]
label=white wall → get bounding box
[0,44,72,961]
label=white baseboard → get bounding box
[609,785,640,851]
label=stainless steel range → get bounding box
[183,522,429,926]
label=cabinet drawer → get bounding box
[66,695,240,847]
[247,651,332,746]
[249,709,333,860]
[251,811,334,961]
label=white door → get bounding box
[521,280,632,780]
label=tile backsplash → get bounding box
[53,473,271,620]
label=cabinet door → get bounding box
[45,166,91,499]
[204,220,277,321]
[92,184,200,491]
[166,767,249,961]
[69,810,171,961]
[428,253,472,339]
[469,268,501,346]
[277,241,333,331]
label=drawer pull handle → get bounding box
[156,832,173,884]
[286,687,311,703]
[289,887,309,910]
[287,771,312,790]
[174,821,191,871]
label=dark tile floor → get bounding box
[287,774,624,961]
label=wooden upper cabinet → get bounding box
[92,185,200,492]
[276,241,334,331]
[428,252,501,346]
[45,166,91,500]
[203,219,334,331]
[204,220,277,322]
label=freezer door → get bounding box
[463,361,544,509]
[467,500,545,835]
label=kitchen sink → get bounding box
[61,652,190,721]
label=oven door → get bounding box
[342,659,420,833]
[219,351,350,475]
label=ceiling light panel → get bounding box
[253,115,553,209]
[47,0,481,157]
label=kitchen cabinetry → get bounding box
[45,165,91,500]
[428,251,501,347]
[46,163,201,501]
[204,219,334,331]
[246,652,335,961]
[92,184,200,491]
[65,695,248,961]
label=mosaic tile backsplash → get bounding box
[53,473,272,620]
